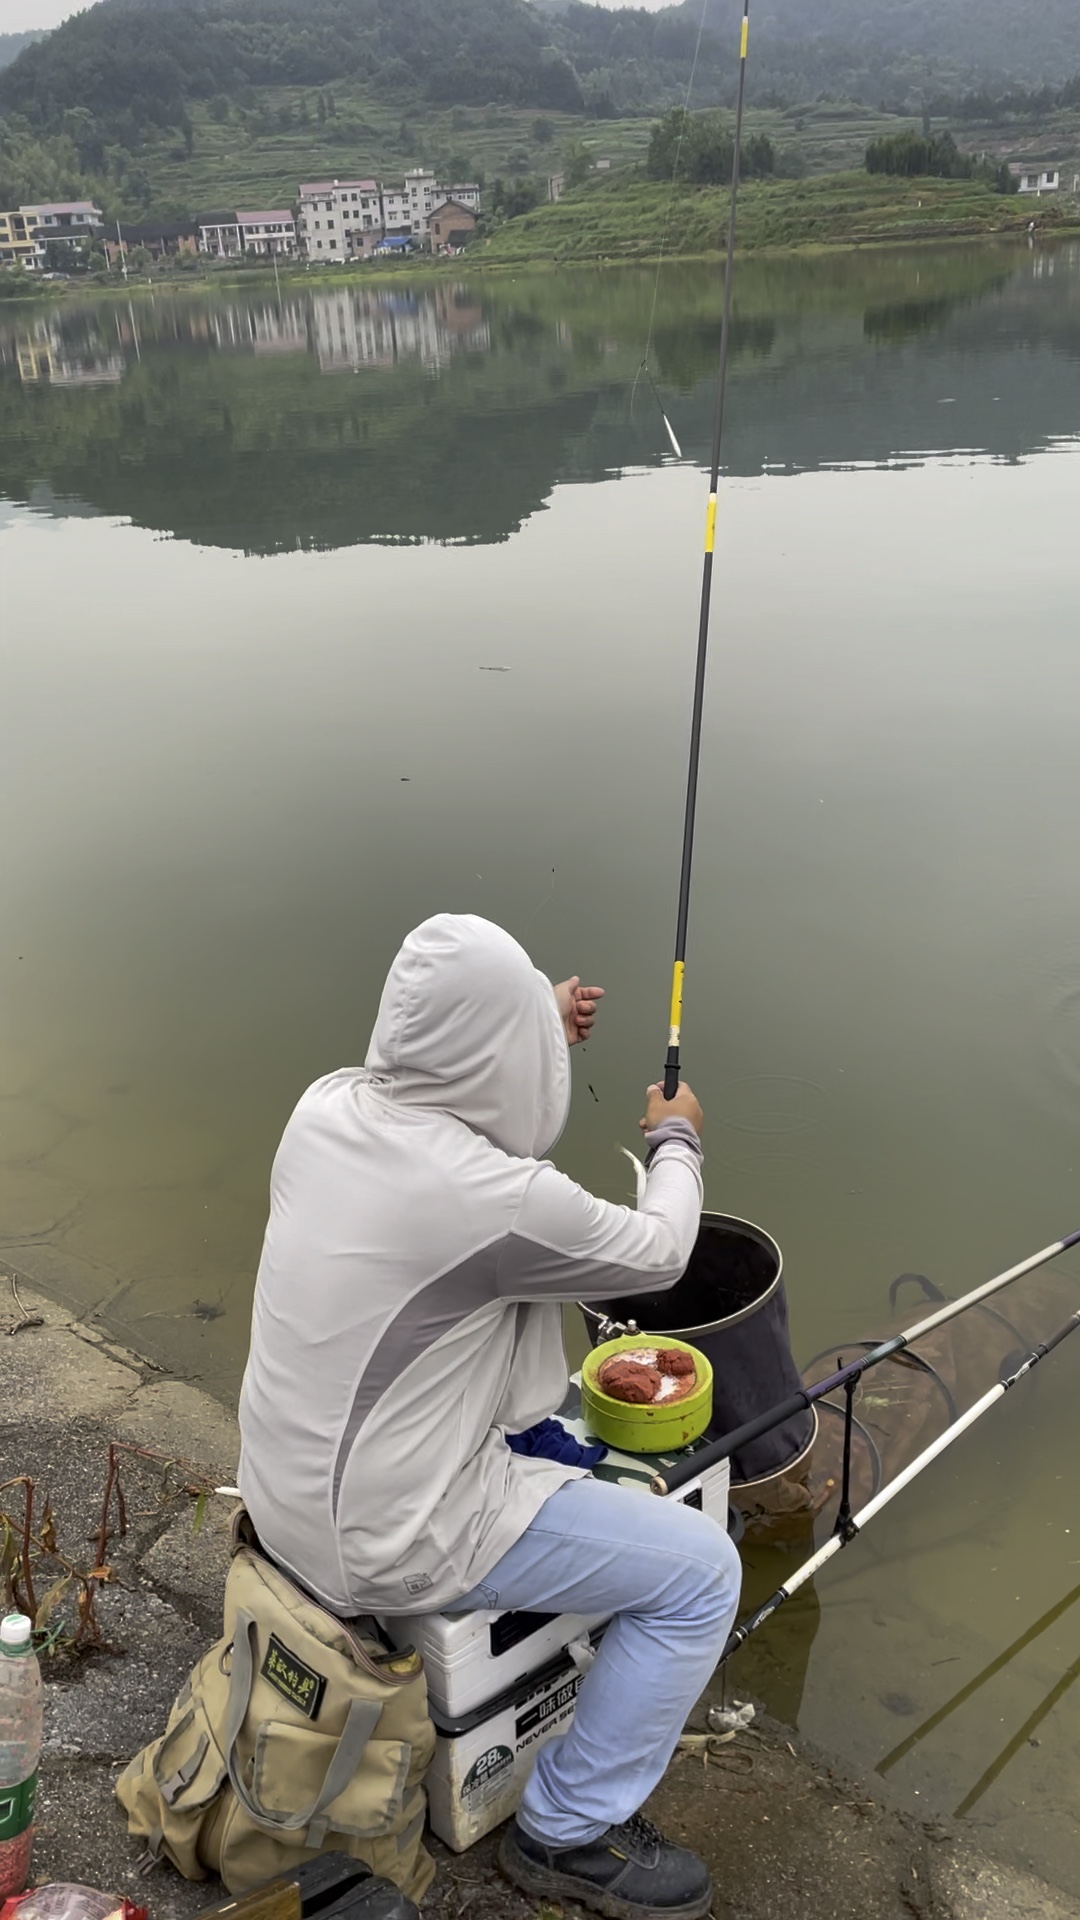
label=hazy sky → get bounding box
[4,0,677,34]
[0,0,69,26]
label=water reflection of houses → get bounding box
[310,286,489,372]
[0,283,490,387]
[15,318,125,386]
[207,299,310,354]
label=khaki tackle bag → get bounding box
[116,1523,436,1901]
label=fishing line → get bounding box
[630,0,711,455]
[663,0,751,1098]
[714,1309,1080,1671]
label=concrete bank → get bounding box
[1,1273,1076,1920]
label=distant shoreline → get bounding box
[2,174,1078,307]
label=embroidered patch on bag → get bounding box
[260,1634,327,1719]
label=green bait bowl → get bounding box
[581,1334,714,1455]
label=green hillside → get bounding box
[2,0,1079,232]
[0,0,584,143]
[135,92,930,219]
[5,0,1080,154]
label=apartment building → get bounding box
[298,173,482,256]
[0,209,44,270]
[0,200,104,271]
[298,180,383,260]
[382,171,480,239]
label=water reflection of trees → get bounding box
[0,247,1077,552]
[652,313,778,391]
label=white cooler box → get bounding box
[423,1632,603,1853]
[378,1600,610,1721]
[379,1388,732,1850]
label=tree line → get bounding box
[646,108,776,187]
[6,0,1080,158]
[865,130,1017,194]
[926,73,1080,123]
[0,0,585,149]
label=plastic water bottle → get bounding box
[0,1613,43,1898]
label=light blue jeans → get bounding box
[445,1477,741,1847]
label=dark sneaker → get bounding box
[498,1811,713,1920]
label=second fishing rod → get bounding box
[651,1223,1080,1495]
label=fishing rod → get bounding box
[715,1308,1080,1668]
[663,0,751,1101]
[651,1225,1080,1495]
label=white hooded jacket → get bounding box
[238,914,704,1615]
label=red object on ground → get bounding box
[0,1834,34,1905]
[598,1358,662,1404]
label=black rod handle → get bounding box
[656,1389,812,1493]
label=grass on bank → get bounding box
[479,168,1079,265]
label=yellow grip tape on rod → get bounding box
[741,15,749,57]
[705,494,718,553]
[669,960,685,1045]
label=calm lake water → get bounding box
[4,241,1080,1882]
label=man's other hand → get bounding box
[640,1081,704,1136]
[555,978,605,1047]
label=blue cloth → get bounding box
[506,1417,607,1469]
[444,1476,741,1847]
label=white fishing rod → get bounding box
[652,1225,1080,1495]
[717,1308,1080,1666]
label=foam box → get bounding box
[424,1636,601,1852]
[378,1601,609,1722]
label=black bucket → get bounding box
[579,1212,814,1484]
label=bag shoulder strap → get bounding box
[231,1545,419,1688]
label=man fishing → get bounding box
[239,912,740,1920]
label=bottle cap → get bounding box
[0,1612,32,1649]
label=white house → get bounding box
[28,200,104,236]
[198,214,243,257]
[237,210,298,256]
[14,200,102,266]
[1014,167,1061,195]
[298,180,382,261]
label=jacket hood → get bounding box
[365,914,571,1159]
